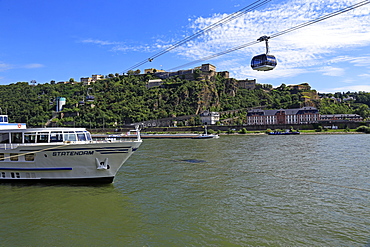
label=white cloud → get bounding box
[319,66,345,77]
[174,0,370,79]
[348,55,370,67]
[0,62,44,71]
[227,64,308,80]
[0,62,12,71]
[81,38,157,53]
[23,63,44,69]
[81,39,121,46]
[330,85,370,92]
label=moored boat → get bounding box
[93,133,201,139]
[191,133,220,139]
[0,115,142,183]
[192,125,219,139]
[268,131,300,135]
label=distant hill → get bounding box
[1,75,369,127]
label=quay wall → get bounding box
[89,121,363,133]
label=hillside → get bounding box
[1,75,370,128]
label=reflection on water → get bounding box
[1,134,370,246]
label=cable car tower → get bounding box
[86,87,95,102]
[251,35,277,71]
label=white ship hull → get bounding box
[0,141,141,183]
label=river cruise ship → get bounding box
[0,115,142,183]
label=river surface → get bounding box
[1,134,370,246]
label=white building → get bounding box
[200,111,220,125]
[246,107,319,125]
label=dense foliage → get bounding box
[1,76,370,127]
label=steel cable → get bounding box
[169,0,370,71]
[123,0,272,73]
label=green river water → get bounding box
[1,134,369,246]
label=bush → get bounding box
[207,129,215,134]
[356,126,370,133]
[239,128,248,134]
[227,129,235,134]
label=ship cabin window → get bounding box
[10,153,18,161]
[0,130,92,144]
[50,131,63,142]
[0,133,9,143]
[11,132,23,143]
[25,153,35,161]
[0,153,4,161]
[76,131,87,141]
[0,116,8,123]
[85,131,92,141]
[37,132,49,143]
[24,132,36,143]
[63,131,77,142]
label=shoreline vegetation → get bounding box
[100,128,367,136]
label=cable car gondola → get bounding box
[251,36,277,71]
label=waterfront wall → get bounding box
[89,121,363,133]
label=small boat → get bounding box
[0,115,142,183]
[268,131,300,135]
[192,133,220,139]
[192,126,219,139]
[93,133,201,139]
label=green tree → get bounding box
[355,104,370,119]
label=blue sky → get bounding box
[1,0,370,93]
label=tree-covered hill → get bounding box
[1,75,370,128]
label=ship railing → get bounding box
[0,143,21,150]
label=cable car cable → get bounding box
[124,0,272,72]
[270,0,370,39]
[123,0,273,73]
[169,0,370,71]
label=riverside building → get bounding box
[246,107,320,125]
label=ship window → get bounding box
[0,153,4,161]
[0,133,9,143]
[0,116,8,123]
[37,132,49,143]
[10,153,18,161]
[24,132,36,143]
[16,172,20,178]
[63,132,77,142]
[50,132,63,142]
[76,131,87,141]
[25,153,35,161]
[1,172,5,178]
[11,132,22,143]
[85,131,92,141]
